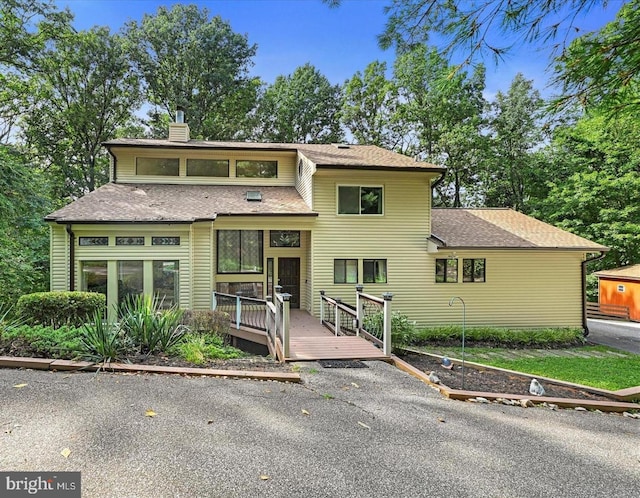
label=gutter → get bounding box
[582,251,607,336]
[66,224,75,291]
[431,168,447,198]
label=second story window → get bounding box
[136,157,179,176]
[338,186,383,215]
[187,159,229,177]
[236,160,277,178]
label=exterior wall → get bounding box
[599,277,640,321]
[310,169,436,319]
[50,224,69,291]
[422,250,585,328]
[111,146,297,186]
[191,222,214,309]
[295,153,316,209]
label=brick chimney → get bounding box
[168,107,190,142]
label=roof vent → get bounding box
[246,190,262,202]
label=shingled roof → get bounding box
[103,139,444,171]
[45,184,317,223]
[595,264,640,281]
[431,208,608,251]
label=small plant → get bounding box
[169,333,245,364]
[0,303,23,337]
[16,291,106,328]
[322,393,334,400]
[181,309,230,336]
[362,310,417,348]
[0,324,83,359]
[118,295,187,354]
[80,312,130,362]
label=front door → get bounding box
[278,258,300,309]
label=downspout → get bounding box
[66,224,75,291]
[431,169,447,200]
[106,146,117,183]
[582,251,606,336]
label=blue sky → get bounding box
[57,0,620,99]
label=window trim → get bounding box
[337,185,384,215]
[435,258,458,283]
[463,258,486,283]
[217,230,264,274]
[135,157,180,176]
[363,259,387,284]
[334,258,358,284]
[236,159,278,178]
[186,158,230,177]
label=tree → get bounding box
[22,26,143,200]
[125,4,260,140]
[392,46,487,206]
[0,145,51,305]
[483,73,546,211]
[254,63,344,143]
[341,61,407,150]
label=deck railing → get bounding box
[212,291,268,331]
[265,286,291,359]
[320,285,392,356]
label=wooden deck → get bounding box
[285,310,387,361]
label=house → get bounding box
[45,119,608,330]
[595,265,640,321]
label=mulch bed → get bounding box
[398,352,616,401]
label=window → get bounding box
[236,160,277,178]
[116,237,144,246]
[152,237,180,246]
[338,186,383,214]
[463,259,486,282]
[79,237,108,246]
[270,230,300,247]
[436,258,458,283]
[81,261,107,295]
[118,260,144,304]
[187,159,229,177]
[217,230,263,273]
[364,259,387,284]
[153,261,179,308]
[334,259,358,284]
[136,157,179,176]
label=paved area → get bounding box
[1,363,638,497]
[587,319,640,354]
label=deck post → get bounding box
[355,284,364,337]
[281,293,291,358]
[212,291,217,310]
[319,290,325,324]
[335,298,341,336]
[235,291,242,330]
[382,292,393,356]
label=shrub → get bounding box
[16,291,106,328]
[181,309,230,336]
[118,294,188,354]
[0,324,83,359]
[169,333,245,364]
[80,312,131,362]
[362,311,417,348]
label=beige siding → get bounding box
[49,224,69,291]
[191,222,214,309]
[310,169,436,316]
[295,153,315,208]
[420,250,585,328]
[112,147,297,186]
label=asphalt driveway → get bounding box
[1,362,638,497]
[587,319,640,354]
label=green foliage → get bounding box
[0,146,51,305]
[79,312,130,362]
[363,310,417,348]
[402,326,585,347]
[118,294,187,354]
[254,63,344,143]
[0,304,24,337]
[124,3,259,140]
[16,291,106,329]
[169,333,244,364]
[181,309,230,336]
[0,324,83,359]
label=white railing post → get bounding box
[281,293,291,358]
[355,284,364,337]
[382,292,393,356]
[212,291,217,310]
[335,298,341,336]
[319,290,325,324]
[235,291,242,330]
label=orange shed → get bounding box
[596,265,640,322]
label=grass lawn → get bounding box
[415,345,640,391]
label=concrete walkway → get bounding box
[1,363,639,497]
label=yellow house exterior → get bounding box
[46,123,608,329]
